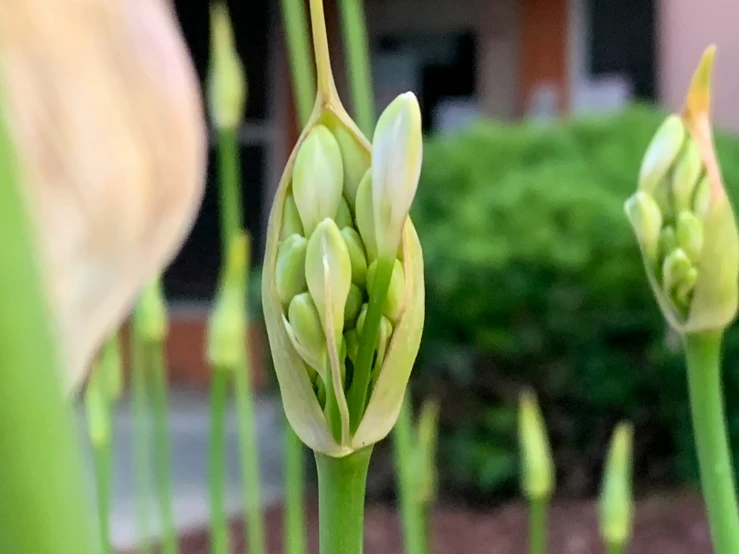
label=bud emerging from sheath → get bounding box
[625,46,739,334]
[599,423,634,549]
[208,2,246,129]
[262,53,424,455]
[0,0,207,391]
[519,390,555,501]
[371,92,423,259]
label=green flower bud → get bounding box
[134,279,168,344]
[261,29,425,455]
[599,423,634,549]
[208,2,246,130]
[100,334,123,402]
[345,284,363,324]
[368,258,406,323]
[356,304,393,374]
[341,227,368,287]
[286,292,326,371]
[371,92,423,259]
[292,125,344,236]
[207,234,248,369]
[638,115,686,194]
[345,328,359,365]
[518,390,555,501]
[328,119,371,208]
[673,138,702,212]
[85,366,111,449]
[625,192,663,263]
[336,196,354,229]
[276,234,308,305]
[305,219,352,342]
[625,46,739,334]
[676,211,704,262]
[281,194,304,240]
[416,399,441,505]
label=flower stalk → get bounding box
[599,424,634,554]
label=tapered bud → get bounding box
[355,169,378,262]
[599,423,634,549]
[276,234,308,305]
[281,194,305,239]
[0,0,207,390]
[329,121,371,207]
[85,367,110,449]
[518,390,555,501]
[100,335,123,402]
[208,2,245,129]
[341,227,368,287]
[336,197,354,229]
[286,293,326,371]
[371,92,423,259]
[416,399,441,505]
[305,219,352,339]
[207,235,248,369]
[345,284,363,324]
[292,125,344,235]
[134,280,169,344]
[368,258,406,323]
[626,46,739,334]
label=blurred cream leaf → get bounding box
[0,0,207,390]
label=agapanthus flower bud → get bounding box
[599,423,634,549]
[293,125,344,236]
[625,46,739,334]
[0,0,207,390]
[208,2,246,130]
[367,258,406,323]
[276,234,308,305]
[519,390,555,501]
[305,218,352,340]
[371,92,423,259]
[262,84,424,455]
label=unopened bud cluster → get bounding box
[627,115,708,318]
[276,94,419,433]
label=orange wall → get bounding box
[517,0,568,115]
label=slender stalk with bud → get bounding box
[599,424,634,554]
[625,46,739,554]
[519,391,555,554]
[262,0,425,552]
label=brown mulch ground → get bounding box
[151,489,715,553]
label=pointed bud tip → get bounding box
[685,45,716,119]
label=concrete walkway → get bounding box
[76,390,287,551]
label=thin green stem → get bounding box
[93,437,114,554]
[337,0,375,135]
[132,332,154,554]
[684,330,739,554]
[233,358,267,554]
[217,127,243,255]
[347,256,394,431]
[280,0,316,123]
[284,428,307,554]
[308,0,337,100]
[150,342,179,554]
[528,498,548,554]
[0,92,94,554]
[209,369,231,554]
[315,448,373,554]
[392,395,428,554]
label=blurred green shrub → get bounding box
[411,105,739,500]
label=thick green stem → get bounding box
[315,448,373,554]
[209,369,231,554]
[337,0,375,135]
[281,0,316,123]
[217,127,243,255]
[528,498,548,554]
[93,437,114,554]
[284,428,308,554]
[606,543,624,554]
[233,359,267,554]
[132,332,154,554]
[150,342,179,554]
[684,330,739,554]
[392,395,428,554]
[348,256,394,431]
